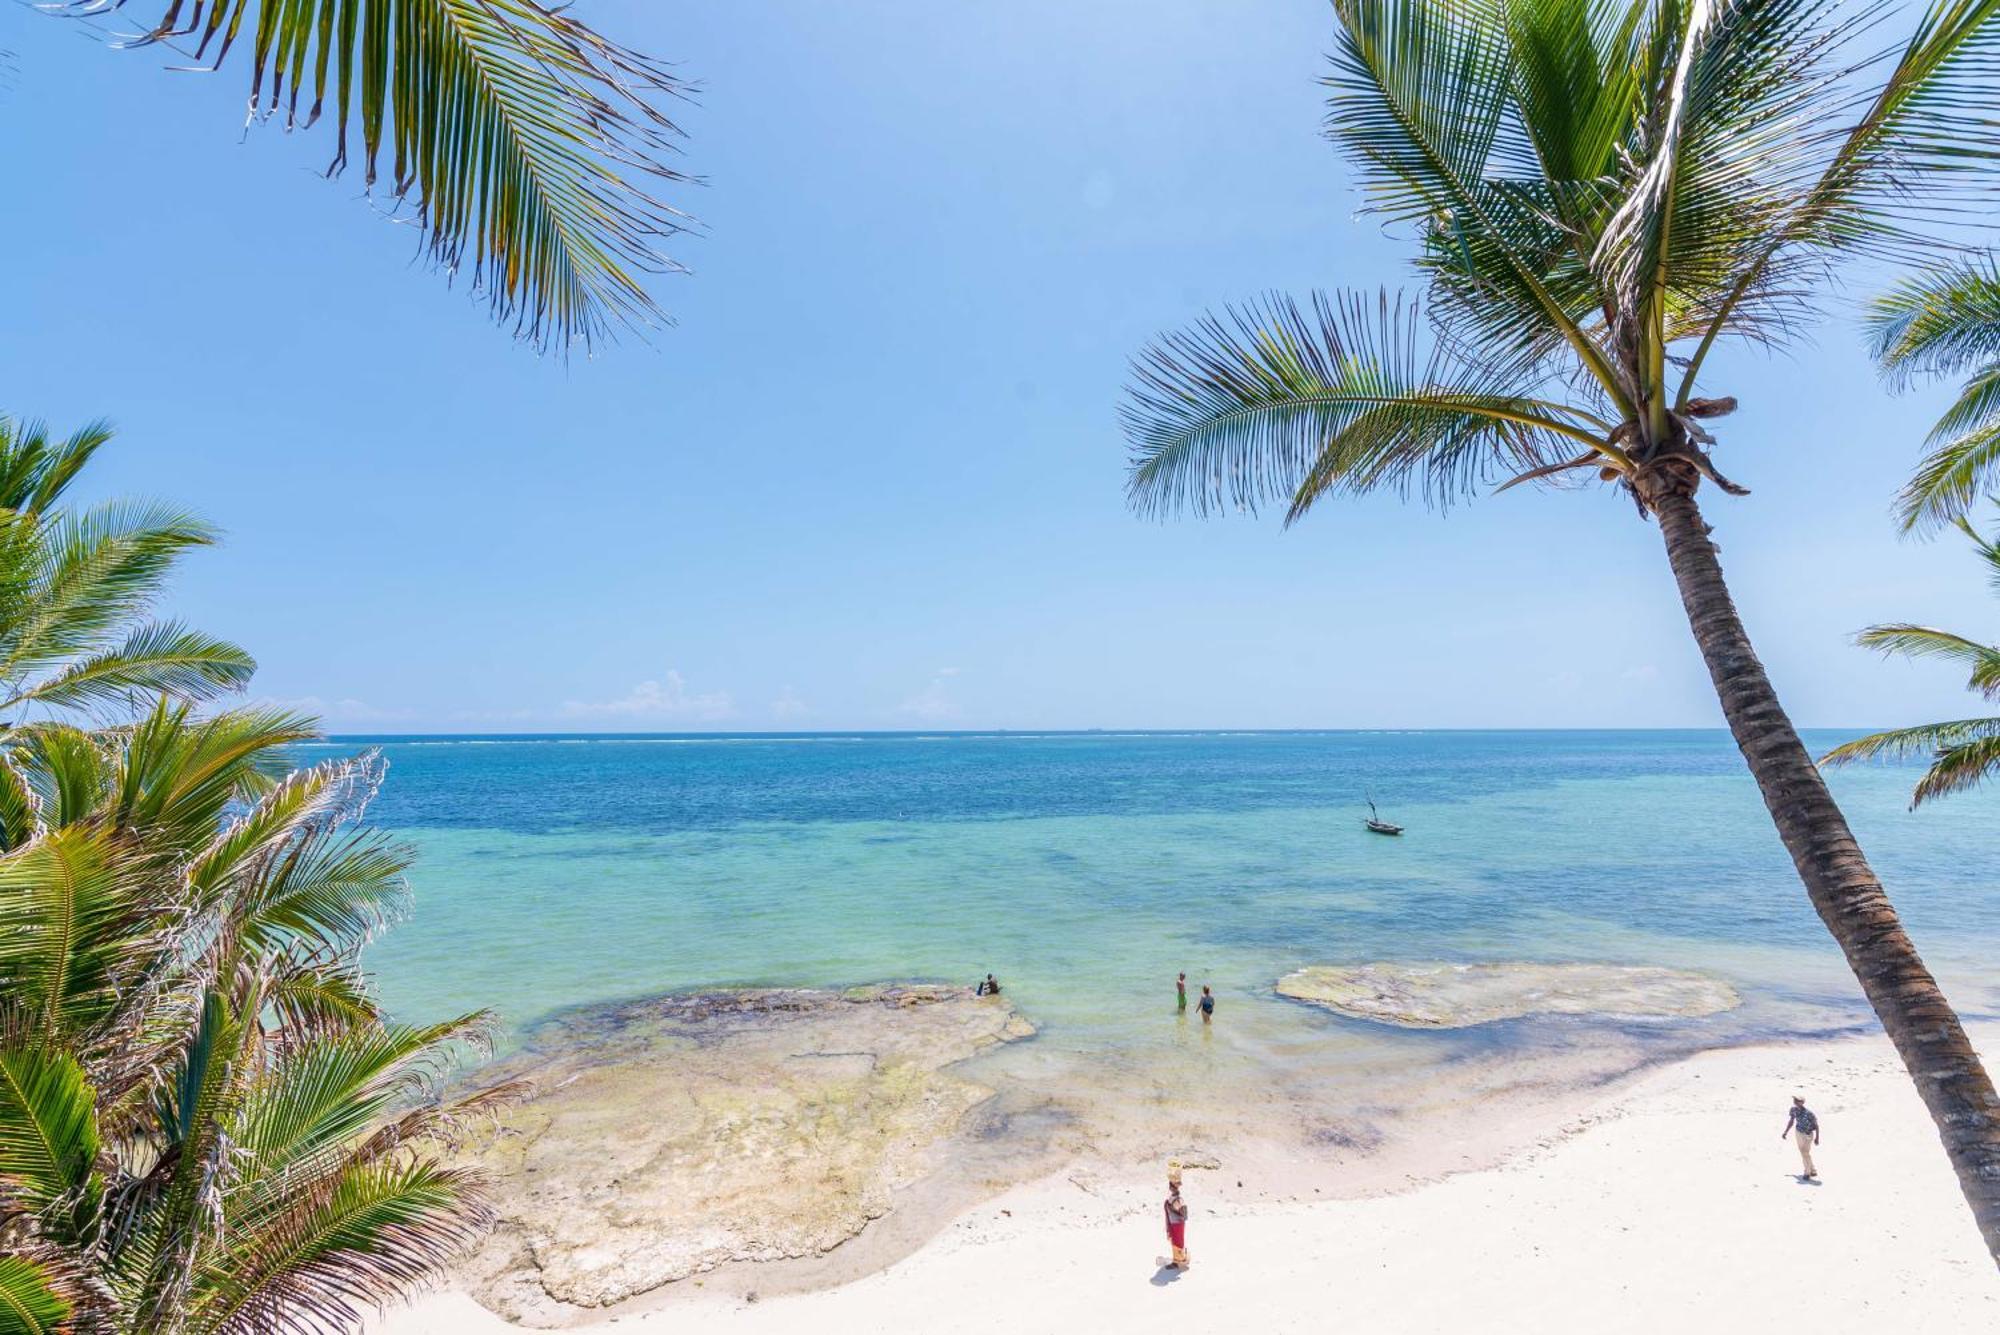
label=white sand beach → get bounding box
[373,1023,1999,1334]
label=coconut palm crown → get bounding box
[1823,509,2000,803]
[1120,0,2000,1259]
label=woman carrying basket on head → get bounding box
[1164,1163,1190,1269]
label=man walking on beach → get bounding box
[1782,1095,1821,1179]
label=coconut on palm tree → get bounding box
[36,0,693,352]
[1823,511,2000,802]
[1119,0,2000,1258]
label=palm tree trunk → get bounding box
[1649,476,2000,1262]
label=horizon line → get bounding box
[313,725,1879,740]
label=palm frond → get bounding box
[1855,621,2000,696]
[1821,716,2000,805]
[1868,259,2000,531]
[1123,291,1614,523]
[187,1159,486,1335]
[1911,732,2000,802]
[133,987,255,1328]
[73,0,697,353]
[1676,0,2000,404]
[111,703,321,853]
[264,962,383,1038]
[226,1014,493,1233]
[188,753,382,908]
[1870,254,2000,380]
[1500,0,1647,208]
[1595,0,1852,419]
[0,755,37,854]
[0,1252,76,1335]
[4,621,255,715]
[1952,511,2000,594]
[1325,0,1632,405]
[0,1041,101,1220]
[0,503,220,692]
[0,828,160,1043]
[1898,418,2000,533]
[9,726,115,834]
[230,830,410,954]
[0,417,113,516]
[1928,365,2000,450]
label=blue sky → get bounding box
[1,0,1989,732]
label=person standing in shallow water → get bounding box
[1197,985,1214,1023]
[1164,1168,1190,1269]
[1176,972,1187,1012]
[1782,1095,1821,1179]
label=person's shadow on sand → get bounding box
[1150,1260,1184,1286]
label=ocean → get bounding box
[333,728,2000,1050]
[315,728,2000,1278]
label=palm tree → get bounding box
[38,0,693,353]
[1119,0,2000,1259]
[1822,511,2000,802]
[0,416,504,1330]
[0,701,507,1333]
[0,416,253,728]
[1870,256,2000,531]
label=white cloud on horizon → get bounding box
[770,686,810,720]
[559,671,736,723]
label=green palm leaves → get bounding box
[0,1253,76,1335]
[1123,291,1615,521]
[0,418,254,726]
[0,712,496,1335]
[1823,514,2000,804]
[1121,0,2000,520]
[67,0,693,353]
[0,417,496,1333]
[1871,257,2000,531]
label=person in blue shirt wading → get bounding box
[1782,1095,1821,1180]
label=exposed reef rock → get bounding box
[451,984,1034,1322]
[1276,962,1739,1029]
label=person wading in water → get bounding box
[1176,972,1187,1013]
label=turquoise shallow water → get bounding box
[338,729,2000,1062]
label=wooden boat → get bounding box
[1364,798,1404,837]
